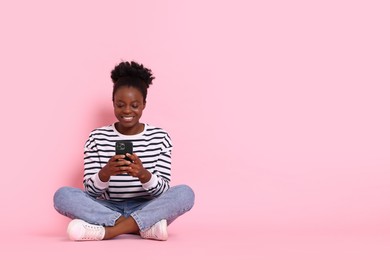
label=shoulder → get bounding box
[144,124,173,150]
[144,124,171,138]
[88,125,117,139]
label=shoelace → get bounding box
[81,223,104,240]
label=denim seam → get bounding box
[106,212,122,227]
[130,211,145,231]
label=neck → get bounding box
[115,122,144,135]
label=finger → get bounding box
[126,165,139,176]
[126,165,135,173]
[129,153,142,164]
[125,153,135,163]
[113,154,126,161]
[132,153,139,160]
[113,159,131,167]
[117,165,132,173]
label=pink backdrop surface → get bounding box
[0,0,389,259]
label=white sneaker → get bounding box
[140,219,168,241]
[67,219,105,241]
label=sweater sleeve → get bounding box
[142,133,173,197]
[83,134,108,197]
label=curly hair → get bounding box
[110,61,155,102]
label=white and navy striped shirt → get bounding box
[83,123,172,201]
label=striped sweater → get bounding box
[83,123,172,201]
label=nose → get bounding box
[123,105,132,113]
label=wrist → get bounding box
[138,169,152,183]
[98,169,110,182]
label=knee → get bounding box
[53,186,77,209]
[174,184,195,209]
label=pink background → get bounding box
[1,0,389,259]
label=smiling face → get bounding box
[113,86,146,135]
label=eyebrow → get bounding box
[115,100,140,104]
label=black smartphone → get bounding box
[115,141,133,161]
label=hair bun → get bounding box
[110,61,154,86]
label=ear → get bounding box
[143,100,147,109]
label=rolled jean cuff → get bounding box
[130,211,146,231]
[106,212,122,227]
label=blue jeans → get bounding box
[53,185,195,231]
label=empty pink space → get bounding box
[0,0,389,259]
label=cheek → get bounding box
[114,107,121,115]
[133,106,144,114]
[132,110,140,117]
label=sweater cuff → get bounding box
[93,173,110,190]
[142,174,158,190]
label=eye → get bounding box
[115,103,124,108]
